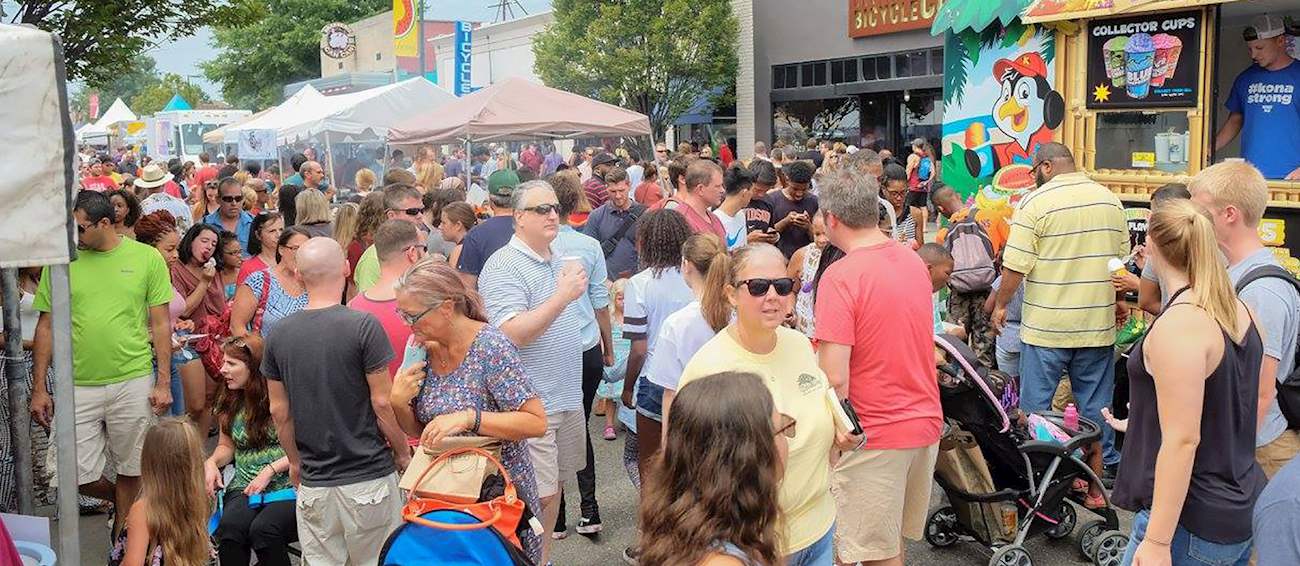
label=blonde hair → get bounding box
[414,160,444,193]
[140,419,211,566]
[1187,161,1268,227]
[1148,199,1238,332]
[355,168,377,192]
[333,202,361,247]
[683,234,730,331]
[294,189,330,225]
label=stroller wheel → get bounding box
[1091,530,1129,566]
[1044,502,1076,539]
[1078,519,1107,559]
[924,506,960,548]
[988,544,1033,566]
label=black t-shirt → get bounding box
[262,305,395,487]
[764,191,819,259]
[744,198,774,236]
[457,215,515,276]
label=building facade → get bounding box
[429,11,554,93]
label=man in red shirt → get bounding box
[653,159,725,240]
[80,160,119,192]
[192,152,220,188]
[814,169,941,566]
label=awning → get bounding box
[931,0,1033,36]
[1020,0,1240,24]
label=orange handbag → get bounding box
[400,446,527,550]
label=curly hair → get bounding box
[108,188,142,227]
[635,208,691,276]
[355,191,388,244]
[639,372,783,566]
[135,210,177,246]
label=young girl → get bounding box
[108,419,211,566]
[595,279,630,441]
[217,231,243,301]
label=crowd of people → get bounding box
[2,130,1299,566]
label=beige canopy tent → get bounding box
[387,77,652,145]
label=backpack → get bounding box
[1235,265,1300,430]
[944,209,997,293]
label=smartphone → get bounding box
[840,398,865,437]
[826,388,864,437]
[401,336,427,368]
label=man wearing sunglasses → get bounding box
[353,184,427,293]
[204,176,254,256]
[478,180,588,565]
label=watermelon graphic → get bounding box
[395,0,415,38]
[975,164,1035,213]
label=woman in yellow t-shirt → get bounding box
[676,244,858,564]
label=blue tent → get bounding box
[162,93,192,111]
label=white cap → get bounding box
[1247,14,1285,41]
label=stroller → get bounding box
[925,335,1129,566]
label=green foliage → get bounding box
[131,74,212,115]
[69,56,159,121]
[202,0,388,111]
[533,0,738,144]
[7,0,242,86]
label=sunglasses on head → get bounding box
[735,277,796,297]
[220,195,242,203]
[522,203,561,215]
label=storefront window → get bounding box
[1094,111,1191,173]
[774,98,860,142]
[901,90,943,147]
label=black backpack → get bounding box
[1235,265,1300,430]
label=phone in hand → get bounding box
[826,388,864,437]
[401,336,427,368]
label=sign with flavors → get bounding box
[1087,10,1200,109]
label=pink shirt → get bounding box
[813,240,942,449]
[348,293,412,380]
[654,197,725,240]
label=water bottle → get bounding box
[1063,403,1079,432]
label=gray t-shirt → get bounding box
[1253,456,1300,565]
[1228,248,1300,447]
[262,305,396,487]
[993,275,1025,354]
[1140,260,1169,307]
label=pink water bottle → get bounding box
[1063,403,1079,432]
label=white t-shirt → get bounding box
[713,208,748,250]
[646,302,719,391]
[623,267,694,378]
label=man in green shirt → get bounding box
[353,184,425,292]
[29,191,174,536]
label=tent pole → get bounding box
[464,138,471,190]
[324,135,336,195]
[50,264,80,565]
[2,268,34,514]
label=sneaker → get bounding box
[576,515,603,536]
[551,526,568,540]
[603,425,617,440]
[622,546,639,565]
[1102,463,1119,489]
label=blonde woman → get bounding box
[354,167,377,196]
[332,202,361,251]
[293,189,332,238]
[413,145,445,192]
[108,419,211,566]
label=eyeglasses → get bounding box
[220,195,242,203]
[76,223,89,234]
[775,413,797,438]
[735,277,796,297]
[279,243,301,252]
[392,207,426,217]
[399,305,438,326]
[522,203,560,215]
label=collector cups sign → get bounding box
[321,22,356,59]
[1087,10,1201,109]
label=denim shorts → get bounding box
[1122,509,1251,566]
[171,344,199,368]
[787,524,835,566]
[635,377,664,422]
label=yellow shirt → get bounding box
[1002,171,1129,348]
[678,326,836,555]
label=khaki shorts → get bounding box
[527,409,587,498]
[297,473,403,565]
[58,375,156,485]
[831,443,939,563]
[1257,429,1300,478]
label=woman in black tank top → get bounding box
[1110,200,1266,566]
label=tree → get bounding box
[6,1,242,86]
[202,0,388,111]
[69,56,161,121]
[533,0,738,145]
[131,74,212,115]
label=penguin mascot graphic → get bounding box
[965,52,1064,178]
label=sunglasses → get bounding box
[391,207,426,217]
[735,277,796,297]
[220,195,242,203]
[775,413,797,438]
[522,203,561,215]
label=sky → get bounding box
[89,0,552,100]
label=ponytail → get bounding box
[700,251,733,332]
[1149,200,1238,332]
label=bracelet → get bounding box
[1145,537,1171,547]
[471,407,482,434]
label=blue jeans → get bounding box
[635,377,664,422]
[154,357,186,417]
[1019,344,1119,465]
[786,524,834,566]
[1121,510,1251,566]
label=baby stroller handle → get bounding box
[934,336,1011,433]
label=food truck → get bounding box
[932,0,1300,275]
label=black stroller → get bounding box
[925,335,1129,566]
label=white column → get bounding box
[732,0,756,161]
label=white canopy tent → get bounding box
[202,107,274,145]
[275,77,457,144]
[75,122,109,145]
[92,97,136,128]
[221,84,326,141]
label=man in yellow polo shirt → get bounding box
[993,143,1128,501]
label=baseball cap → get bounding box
[591,152,618,167]
[1245,14,1285,41]
[488,169,520,198]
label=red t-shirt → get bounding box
[346,239,366,273]
[813,240,942,450]
[633,181,663,207]
[654,197,725,240]
[348,293,412,381]
[163,179,184,199]
[81,176,118,192]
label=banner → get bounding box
[238,129,278,160]
[89,92,100,120]
[394,0,417,58]
[1086,10,1200,109]
[455,21,473,96]
[150,119,171,159]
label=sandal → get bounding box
[1081,492,1107,510]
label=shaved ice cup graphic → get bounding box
[1125,33,1155,99]
[1104,36,1129,88]
[1151,34,1182,87]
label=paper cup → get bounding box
[1104,36,1129,88]
[1124,33,1155,99]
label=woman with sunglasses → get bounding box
[204,335,299,566]
[640,372,787,566]
[229,227,310,340]
[676,244,858,566]
[388,258,548,564]
[237,212,284,285]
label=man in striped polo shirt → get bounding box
[993,143,1129,503]
[479,180,589,564]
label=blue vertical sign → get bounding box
[454,21,473,96]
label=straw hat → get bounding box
[134,163,173,189]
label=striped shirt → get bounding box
[1002,171,1129,348]
[622,267,694,378]
[479,236,586,414]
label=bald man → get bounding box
[263,237,412,564]
[300,160,326,191]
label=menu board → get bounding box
[1087,10,1201,109]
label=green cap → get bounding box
[488,169,520,198]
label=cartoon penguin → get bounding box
[965,52,1064,178]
